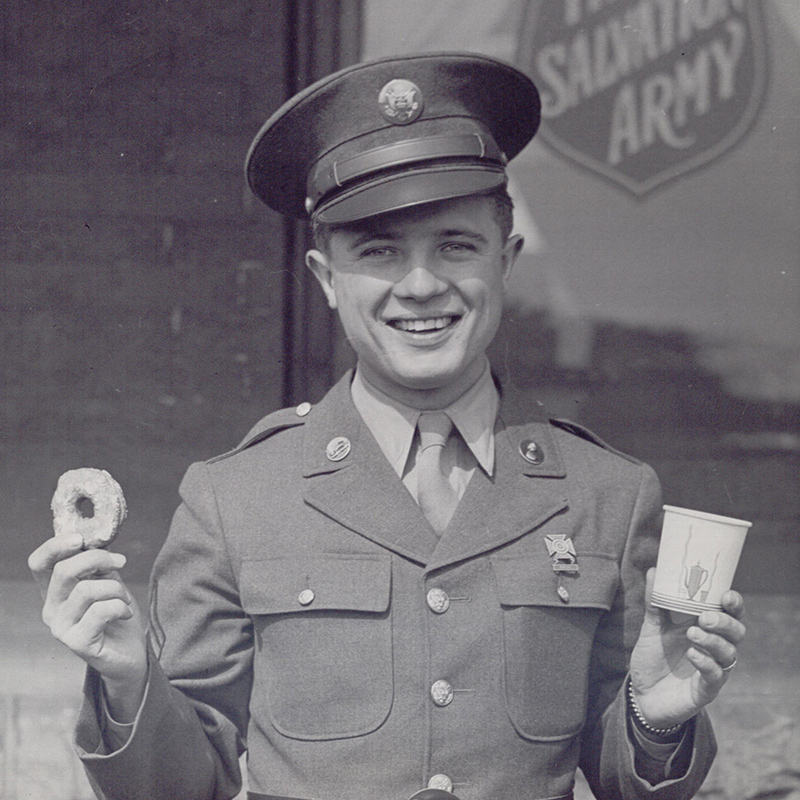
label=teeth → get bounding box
[392,316,455,332]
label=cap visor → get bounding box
[315,167,506,224]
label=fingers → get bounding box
[721,590,746,621]
[687,605,746,684]
[697,607,746,649]
[687,624,737,672]
[38,547,132,655]
[66,599,135,650]
[44,578,133,636]
[685,644,727,697]
[28,534,85,597]
[46,549,128,607]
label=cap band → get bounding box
[313,164,507,224]
[308,133,503,213]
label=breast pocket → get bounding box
[491,553,619,741]
[240,553,393,740]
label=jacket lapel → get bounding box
[302,372,440,565]
[426,389,569,573]
[301,373,571,571]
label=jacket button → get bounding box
[295,401,312,417]
[426,588,450,614]
[428,774,454,792]
[431,680,454,707]
[298,589,315,606]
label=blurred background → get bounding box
[1,1,798,797]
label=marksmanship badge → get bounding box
[545,534,578,572]
[517,1,768,196]
[378,79,423,125]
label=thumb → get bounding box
[640,567,661,630]
[644,566,695,628]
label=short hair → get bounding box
[311,184,515,253]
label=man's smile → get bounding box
[386,315,461,333]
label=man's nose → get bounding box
[394,263,448,301]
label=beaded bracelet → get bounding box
[626,679,684,738]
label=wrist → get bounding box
[626,678,686,741]
[101,662,148,724]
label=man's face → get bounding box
[306,195,522,408]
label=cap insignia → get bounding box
[378,78,423,125]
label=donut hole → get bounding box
[76,496,95,518]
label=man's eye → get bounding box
[360,246,395,258]
[441,241,475,253]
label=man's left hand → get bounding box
[628,567,746,729]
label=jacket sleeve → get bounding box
[75,461,253,800]
[578,462,717,799]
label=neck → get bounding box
[357,359,489,411]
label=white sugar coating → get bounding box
[51,468,128,548]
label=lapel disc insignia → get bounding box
[378,79,423,125]
[326,436,351,462]
[519,438,545,465]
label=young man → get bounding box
[30,53,745,800]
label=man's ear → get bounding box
[305,249,338,310]
[501,234,524,281]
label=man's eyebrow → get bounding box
[344,227,489,248]
[439,228,488,243]
[347,230,401,248]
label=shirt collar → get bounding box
[446,362,498,476]
[350,360,498,478]
[351,369,418,475]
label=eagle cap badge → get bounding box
[378,78,423,125]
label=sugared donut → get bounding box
[51,468,127,548]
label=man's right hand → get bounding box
[28,533,148,721]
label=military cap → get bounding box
[245,52,540,223]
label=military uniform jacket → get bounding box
[76,371,716,800]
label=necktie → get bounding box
[416,411,459,533]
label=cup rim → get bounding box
[662,505,753,528]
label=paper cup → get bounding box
[651,505,751,615]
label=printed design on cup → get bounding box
[680,526,722,602]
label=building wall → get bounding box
[1,0,357,582]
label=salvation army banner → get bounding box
[518,0,768,195]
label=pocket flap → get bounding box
[240,553,391,615]
[491,553,618,610]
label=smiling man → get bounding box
[29,53,746,800]
[305,193,522,409]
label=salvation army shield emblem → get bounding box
[517,0,768,196]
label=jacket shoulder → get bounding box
[206,404,309,465]
[549,417,643,466]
